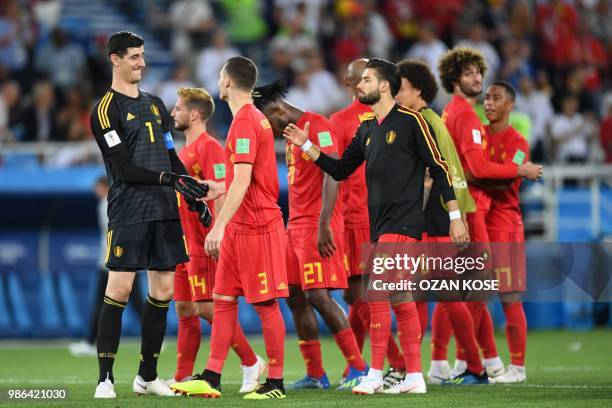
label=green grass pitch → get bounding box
[0,330,611,407]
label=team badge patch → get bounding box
[213,163,226,179]
[236,138,250,154]
[103,130,121,148]
[512,150,526,165]
[472,129,482,144]
[114,246,124,258]
[318,131,333,147]
[386,130,397,144]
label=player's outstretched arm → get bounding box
[204,163,252,259]
[284,121,366,181]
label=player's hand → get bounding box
[198,179,225,201]
[517,162,543,181]
[185,197,213,227]
[161,172,209,202]
[449,218,469,246]
[317,223,336,257]
[204,224,224,259]
[283,121,310,147]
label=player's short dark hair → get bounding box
[438,47,487,94]
[107,31,144,58]
[490,80,516,101]
[224,56,258,91]
[397,59,439,104]
[177,87,215,121]
[365,58,401,96]
[252,80,288,110]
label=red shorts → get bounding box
[174,255,217,302]
[344,227,370,277]
[286,228,348,290]
[214,224,289,304]
[488,229,526,292]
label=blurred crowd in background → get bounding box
[0,0,610,167]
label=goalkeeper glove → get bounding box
[185,197,213,227]
[160,172,208,203]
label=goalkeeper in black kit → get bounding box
[90,31,209,399]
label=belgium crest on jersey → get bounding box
[386,130,397,145]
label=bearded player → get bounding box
[329,59,407,387]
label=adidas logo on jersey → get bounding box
[277,282,287,290]
[127,112,135,121]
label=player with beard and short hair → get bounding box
[435,48,541,384]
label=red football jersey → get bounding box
[287,111,343,231]
[442,95,491,212]
[486,125,529,232]
[329,100,374,228]
[225,103,283,232]
[178,132,226,256]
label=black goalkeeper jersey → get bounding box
[315,104,455,241]
[91,89,179,228]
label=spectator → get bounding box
[274,0,326,36]
[169,0,215,59]
[220,0,267,56]
[31,0,62,34]
[34,28,85,91]
[334,11,369,65]
[600,101,612,163]
[304,48,347,115]
[0,80,23,143]
[21,81,60,142]
[196,29,239,97]
[508,0,535,41]
[536,0,578,69]
[515,75,555,163]
[456,22,500,86]
[550,95,590,163]
[55,87,91,140]
[0,0,30,73]
[265,38,295,87]
[498,39,534,89]
[286,61,326,113]
[404,21,447,81]
[363,0,393,59]
[155,65,196,110]
[270,5,317,58]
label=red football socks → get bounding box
[431,303,452,361]
[348,300,367,351]
[231,321,258,367]
[440,302,483,374]
[393,302,421,373]
[298,340,325,378]
[368,301,392,370]
[254,301,286,379]
[476,303,499,359]
[416,301,429,339]
[503,302,527,366]
[206,299,238,374]
[333,328,366,371]
[175,315,201,381]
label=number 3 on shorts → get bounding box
[258,272,269,294]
